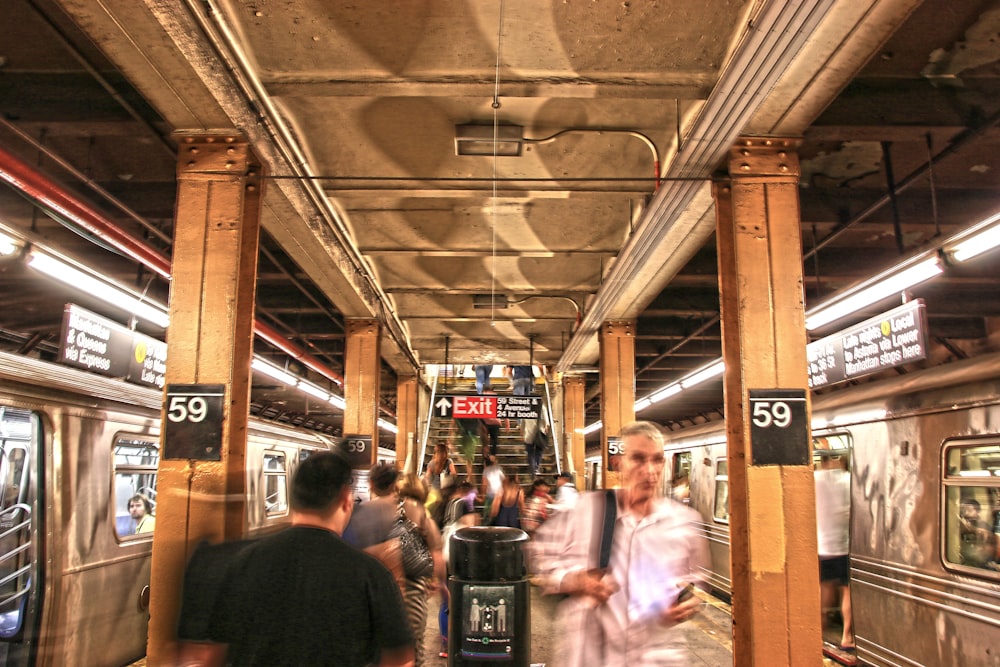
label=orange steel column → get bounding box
[147,135,264,665]
[599,320,636,489]
[396,374,419,472]
[715,137,821,666]
[343,318,382,466]
[562,374,587,480]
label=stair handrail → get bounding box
[417,371,440,476]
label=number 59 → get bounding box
[752,400,791,428]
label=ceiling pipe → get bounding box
[0,144,347,390]
[556,0,839,373]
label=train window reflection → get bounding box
[263,451,288,517]
[713,459,729,523]
[942,441,1000,577]
[670,451,691,503]
[0,407,34,639]
[113,436,159,539]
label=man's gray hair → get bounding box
[619,421,665,447]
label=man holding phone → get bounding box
[531,421,709,666]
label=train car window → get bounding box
[263,451,288,517]
[942,441,1000,578]
[713,459,729,523]
[669,451,692,502]
[0,406,35,638]
[113,436,159,540]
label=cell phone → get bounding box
[676,583,696,604]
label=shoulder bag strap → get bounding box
[598,489,617,571]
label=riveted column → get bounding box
[562,374,587,483]
[396,374,419,473]
[344,318,382,465]
[599,320,635,489]
[148,134,264,665]
[716,137,821,666]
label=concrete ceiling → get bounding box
[0,0,998,437]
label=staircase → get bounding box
[422,374,557,494]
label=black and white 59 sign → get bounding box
[163,384,225,460]
[749,389,809,466]
[341,434,372,467]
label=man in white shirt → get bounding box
[552,471,579,512]
[531,421,708,667]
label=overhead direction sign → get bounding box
[807,300,928,389]
[434,395,542,420]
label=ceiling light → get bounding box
[297,380,330,401]
[583,421,603,436]
[680,360,726,388]
[251,358,298,386]
[805,257,943,331]
[949,211,1000,262]
[328,394,346,410]
[473,294,510,309]
[455,124,524,157]
[378,418,398,434]
[0,230,20,257]
[27,249,170,328]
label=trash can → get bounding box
[448,526,530,666]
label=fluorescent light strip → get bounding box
[583,421,603,435]
[950,211,1000,262]
[297,380,330,401]
[251,358,299,386]
[0,231,18,256]
[378,419,398,434]
[805,257,942,331]
[27,250,170,328]
[680,360,725,388]
[328,394,346,410]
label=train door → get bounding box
[0,407,41,666]
[812,432,853,658]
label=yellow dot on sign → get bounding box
[881,320,890,336]
[134,342,147,363]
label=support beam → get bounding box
[599,320,636,489]
[148,135,263,665]
[715,137,821,666]
[343,318,382,465]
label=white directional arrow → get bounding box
[435,396,452,417]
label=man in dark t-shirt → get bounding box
[207,451,414,667]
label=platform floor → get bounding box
[129,585,854,666]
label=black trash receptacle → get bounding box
[448,526,530,666]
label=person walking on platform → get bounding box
[205,450,414,667]
[531,421,708,667]
[815,451,854,651]
[551,471,579,513]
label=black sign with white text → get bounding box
[59,304,167,389]
[163,384,225,460]
[749,389,809,466]
[807,300,928,389]
[341,434,373,467]
[433,395,542,420]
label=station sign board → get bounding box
[58,304,167,389]
[807,300,928,389]
[434,394,542,420]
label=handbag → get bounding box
[392,503,435,580]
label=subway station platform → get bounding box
[128,583,862,666]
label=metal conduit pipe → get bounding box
[0,144,350,393]
[163,0,418,371]
[555,0,838,373]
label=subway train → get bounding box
[0,350,349,667]
[662,351,1000,667]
